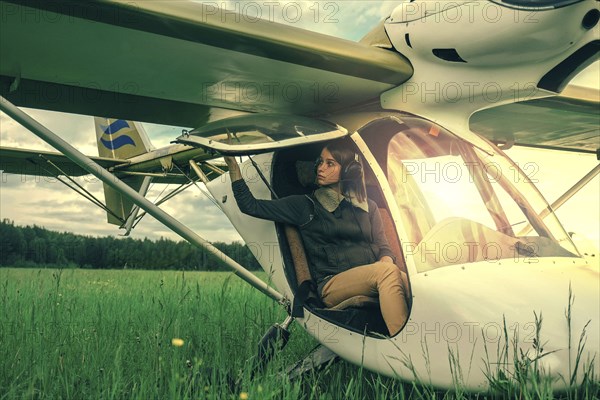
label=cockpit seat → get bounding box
[284,225,388,335]
[285,225,379,309]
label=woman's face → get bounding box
[316,147,341,187]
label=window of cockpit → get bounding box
[359,116,579,272]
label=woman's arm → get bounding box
[225,156,313,226]
[224,156,242,182]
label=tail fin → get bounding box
[94,117,154,159]
[94,117,154,229]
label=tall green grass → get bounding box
[0,268,597,399]
[0,268,303,399]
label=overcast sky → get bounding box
[1,1,598,246]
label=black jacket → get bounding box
[232,180,396,290]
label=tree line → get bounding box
[0,219,261,271]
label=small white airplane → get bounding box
[1,0,598,391]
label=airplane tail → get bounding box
[94,117,154,229]
[94,117,154,159]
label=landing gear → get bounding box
[287,345,340,381]
[252,315,294,376]
[253,314,341,380]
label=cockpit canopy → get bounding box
[358,116,579,271]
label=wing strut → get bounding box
[120,176,152,236]
[127,180,197,233]
[517,163,600,237]
[549,164,600,214]
[0,96,286,305]
[37,153,126,224]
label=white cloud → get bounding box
[0,171,242,243]
[196,0,397,40]
[0,109,98,155]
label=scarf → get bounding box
[313,186,369,213]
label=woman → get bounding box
[225,140,409,336]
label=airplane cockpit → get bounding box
[271,142,402,336]
[272,114,579,336]
[181,111,582,337]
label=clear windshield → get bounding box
[361,117,579,272]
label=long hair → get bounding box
[324,139,367,203]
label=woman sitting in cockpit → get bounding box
[225,139,409,336]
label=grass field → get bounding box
[0,268,597,399]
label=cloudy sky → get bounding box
[1,1,598,246]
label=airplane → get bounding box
[1,0,599,392]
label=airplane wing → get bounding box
[0,146,124,177]
[0,146,223,184]
[470,85,600,155]
[0,0,412,128]
[2,1,597,155]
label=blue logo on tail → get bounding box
[100,120,136,150]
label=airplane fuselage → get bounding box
[204,110,599,390]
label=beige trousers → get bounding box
[320,261,410,336]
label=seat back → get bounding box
[284,225,312,285]
[284,225,380,311]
